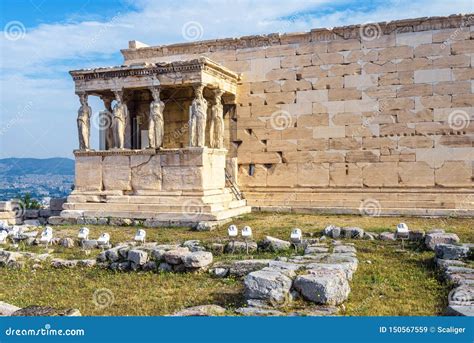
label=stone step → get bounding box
[68,190,235,205]
[244,190,469,202]
[105,193,234,205]
[253,206,474,217]
[60,202,252,222]
[61,209,219,221]
[214,205,252,220]
[63,201,233,213]
[247,199,459,209]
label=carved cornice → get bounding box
[74,149,157,157]
[74,147,228,157]
[121,14,473,59]
[69,57,239,84]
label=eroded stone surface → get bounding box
[244,269,293,303]
[425,232,460,250]
[293,270,350,305]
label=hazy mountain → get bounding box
[0,158,74,176]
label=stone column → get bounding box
[99,95,114,150]
[76,92,91,150]
[188,84,207,147]
[112,90,128,149]
[210,89,225,149]
[148,86,165,148]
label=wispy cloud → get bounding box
[0,0,472,157]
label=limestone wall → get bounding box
[121,15,474,214]
[74,149,226,193]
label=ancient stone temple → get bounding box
[62,14,474,224]
[62,58,251,226]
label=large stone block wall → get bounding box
[74,149,226,193]
[121,15,474,213]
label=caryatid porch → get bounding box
[61,58,251,226]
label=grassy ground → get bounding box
[0,213,472,316]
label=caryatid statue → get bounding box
[100,95,114,150]
[76,92,91,150]
[112,90,127,149]
[188,84,208,147]
[209,89,225,149]
[148,87,165,148]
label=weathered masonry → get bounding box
[63,58,251,225]
[63,14,474,222]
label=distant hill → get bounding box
[0,158,75,176]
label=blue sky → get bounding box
[0,0,473,158]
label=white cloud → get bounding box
[0,0,472,157]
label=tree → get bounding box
[17,193,42,209]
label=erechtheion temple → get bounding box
[61,14,474,226]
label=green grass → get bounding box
[344,240,447,316]
[0,212,472,316]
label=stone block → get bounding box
[103,155,131,191]
[414,43,449,57]
[451,40,474,54]
[283,151,313,163]
[435,244,470,260]
[414,69,452,83]
[163,248,190,265]
[259,236,291,252]
[328,63,361,77]
[328,39,360,52]
[313,127,345,139]
[435,161,472,187]
[293,270,350,305]
[328,88,362,101]
[433,82,471,96]
[397,84,433,97]
[244,269,293,303]
[396,31,432,47]
[0,201,12,211]
[266,163,297,187]
[398,136,433,149]
[297,114,329,127]
[362,137,396,149]
[281,80,312,92]
[312,52,343,65]
[49,198,66,211]
[425,233,460,251]
[75,156,102,191]
[130,154,162,191]
[127,249,148,266]
[162,166,203,191]
[433,55,471,68]
[362,162,398,187]
[329,163,362,187]
[281,55,312,68]
[266,140,297,152]
[238,164,267,187]
[344,74,377,89]
[297,139,328,151]
[438,136,472,148]
[296,90,328,103]
[297,163,329,187]
[346,151,379,163]
[183,251,213,268]
[378,46,413,61]
[398,162,434,187]
[330,138,361,150]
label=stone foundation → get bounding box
[61,148,251,224]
